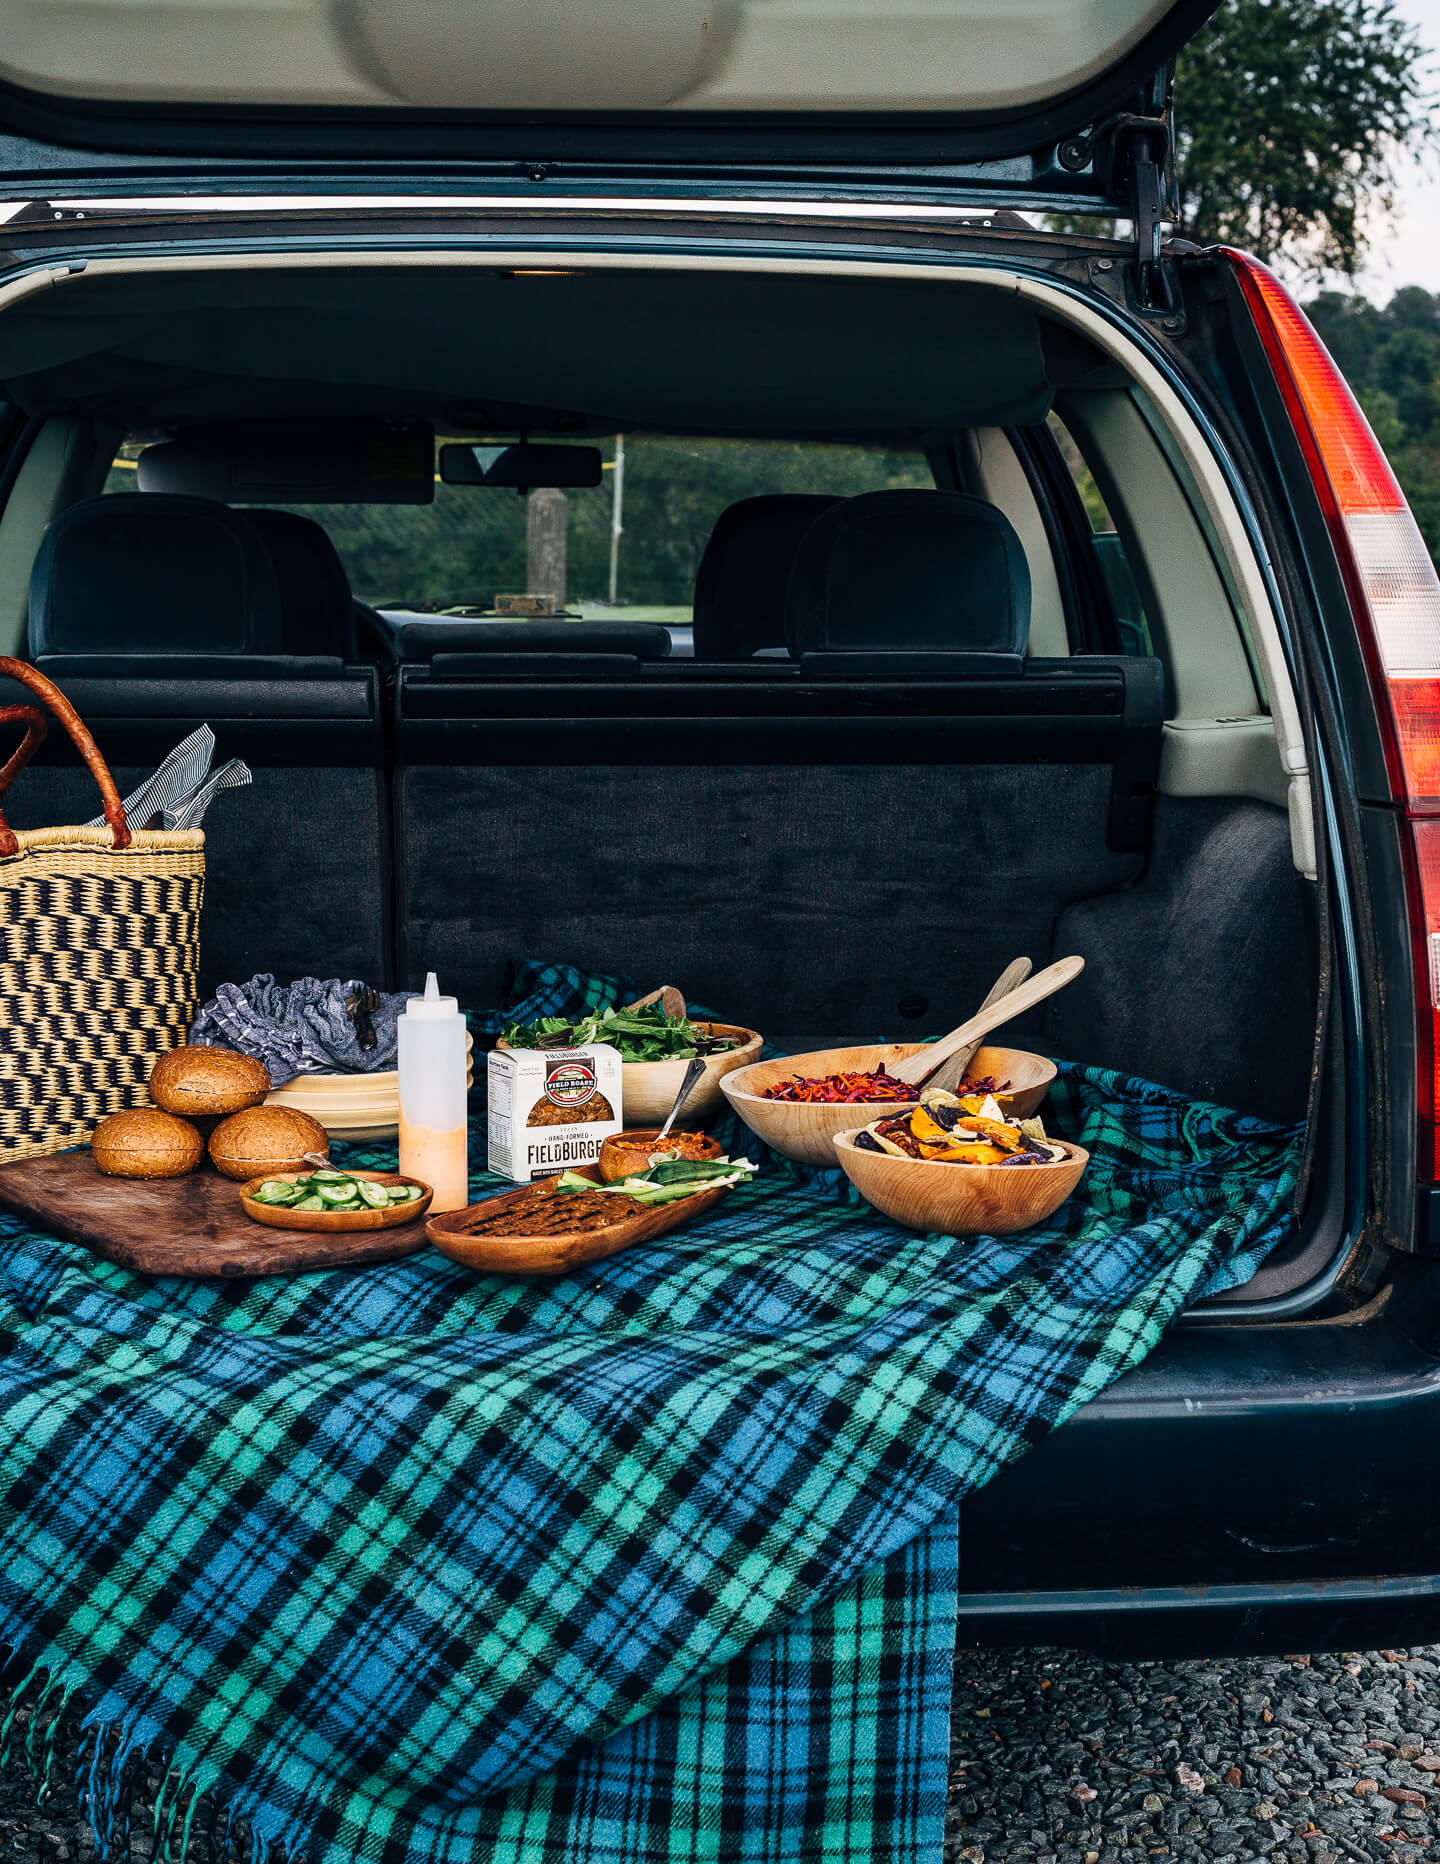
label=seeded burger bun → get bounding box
[92,1107,205,1179]
[149,1045,271,1118]
[209,1105,329,1181]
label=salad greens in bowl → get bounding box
[497,1002,763,1124]
[501,1000,736,1063]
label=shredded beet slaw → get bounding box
[759,1068,1006,1104]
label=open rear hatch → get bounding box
[0,0,1219,226]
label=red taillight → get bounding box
[1412,821,1440,1145]
[1227,251,1440,1174]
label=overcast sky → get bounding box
[1336,0,1440,299]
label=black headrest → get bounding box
[245,509,357,659]
[785,491,1031,670]
[692,495,839,661]
[28,494,282,658]
[395,619,671,662]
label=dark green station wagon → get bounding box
[0,0,1434,1657]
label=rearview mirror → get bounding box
[440,443,604,488]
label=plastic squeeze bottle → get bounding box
[397,973,469,1212]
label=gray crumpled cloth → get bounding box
[190,975,416,1085]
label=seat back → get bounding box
[691,494,839,661]
[392,619,672,663]
[11,494,391,994]
[245,508,359,660]
[29,493,282,657]
[785,488,1031,676]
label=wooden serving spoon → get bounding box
[923,956,1034,1095]
[886,955,1085,1088]
[623,984,687,1019]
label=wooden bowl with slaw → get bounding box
[719,1043,1055,1167]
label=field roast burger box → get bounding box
[487,1043,623,1182]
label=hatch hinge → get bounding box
[8,200,99,224]
[1095,108,1183,325]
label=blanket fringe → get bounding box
[0,1646,310,1864]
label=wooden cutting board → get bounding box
[0,1150,433,1278]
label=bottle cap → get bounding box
[402,971,459,1019]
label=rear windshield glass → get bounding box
[105,436,933,625]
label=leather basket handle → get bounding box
[0,656,130,856]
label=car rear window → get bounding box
[105,435,933,626]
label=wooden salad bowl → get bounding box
[497,1023,762,1126]
[426,1164,733,1276]
[239,1168,434,1233]
[720,1043,1056,1168]
[833,1129,1088,1236]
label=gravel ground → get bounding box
[0,1648,1435,1861]
[946,1647,1440,1864]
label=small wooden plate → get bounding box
[240,1169,434,1232]
[427,1165,731,1276]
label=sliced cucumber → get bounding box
[392,1185,423,1202]
[357,1181,390,1209]
[295,1195,327,1212]
[308,1168,349,1183]
[317,1182,359,1205]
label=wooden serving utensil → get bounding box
[924,956,1033,1096]
[623,984,687,1019]
[885,955,1085,1089]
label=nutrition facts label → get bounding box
[487,1111,512,1179]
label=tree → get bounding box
[1307,286,1440,559]
[1176,0,1432,276]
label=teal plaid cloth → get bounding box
[0,960,1302,1864]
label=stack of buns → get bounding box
[91,1046,329,1180]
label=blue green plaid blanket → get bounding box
[0,959,1302,1864]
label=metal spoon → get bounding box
[653,1057,707,1146]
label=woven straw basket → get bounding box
[0,657,205,1163]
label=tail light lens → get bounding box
[1227,252,1440,1173]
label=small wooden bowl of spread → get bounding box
[598,1129,723,1183]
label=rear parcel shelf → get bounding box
[392,655,1165,850]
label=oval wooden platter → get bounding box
[240,1168,433,1232]
[426,1165,732,1276]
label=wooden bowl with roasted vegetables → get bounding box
[497,999,762,1125]
[720,1043,1055,1168]
[833,1091,1087,1235]
[834,1131,1087,1235]
[240,1166,433,1232]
